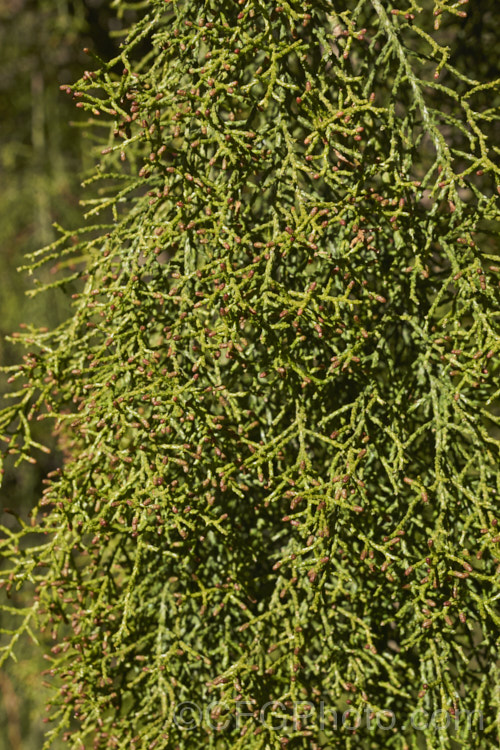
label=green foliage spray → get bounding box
[1,1,499,748]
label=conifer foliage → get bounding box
[1,1,499,748]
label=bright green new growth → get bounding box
[1,1,500,748]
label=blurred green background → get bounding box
[0,2,119,746]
